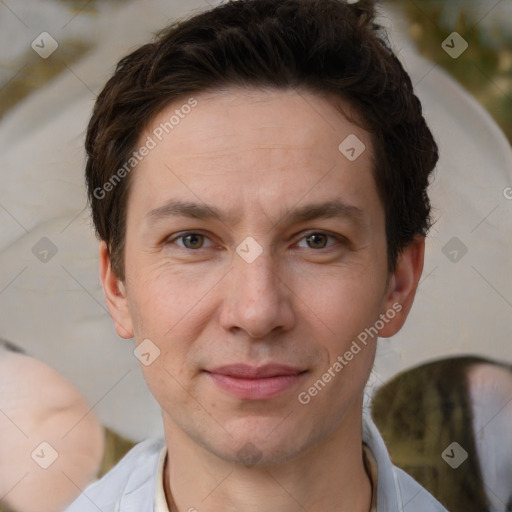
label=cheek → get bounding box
[300,263,386,340]
[126,260,219,338]
[125,262,220,399]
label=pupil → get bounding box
[185,234,202,248]
[309,234,326,248]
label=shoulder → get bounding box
[362,413,449,511]
[392,466,450,512]
[64,438,166,512]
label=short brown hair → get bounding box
[85,0,438,282]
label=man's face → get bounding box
[106,87,410,465]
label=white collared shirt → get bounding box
[64,414,449,512]
[154,446,169,512]
[152,443,379,512]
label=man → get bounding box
[66,0,448,510]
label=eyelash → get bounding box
[166,231,346,251]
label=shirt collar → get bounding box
[363,442,379,512]
[154,419,381,512]
[154,445,170,512]
[362,410,402,511]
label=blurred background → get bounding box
[1,0,511,139]
[391,0,512,142]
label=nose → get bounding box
[218,246,296,339]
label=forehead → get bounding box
[129,87,382,229]
[147,87,369,158]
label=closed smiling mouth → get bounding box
[204,364,308,400]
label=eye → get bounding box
[296,232,343,250]
[166,231,345,251]
[168,232,214,250]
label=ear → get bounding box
[378,235,425,338]
[99,241,134,339]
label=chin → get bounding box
[207,421,318,468]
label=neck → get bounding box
[162,405,372,512]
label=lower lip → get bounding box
[205,372,307,400]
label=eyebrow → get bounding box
[145,198,364,228]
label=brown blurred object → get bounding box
[372,355,512,512]
[97,427,137,479]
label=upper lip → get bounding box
[206,364,306,379]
